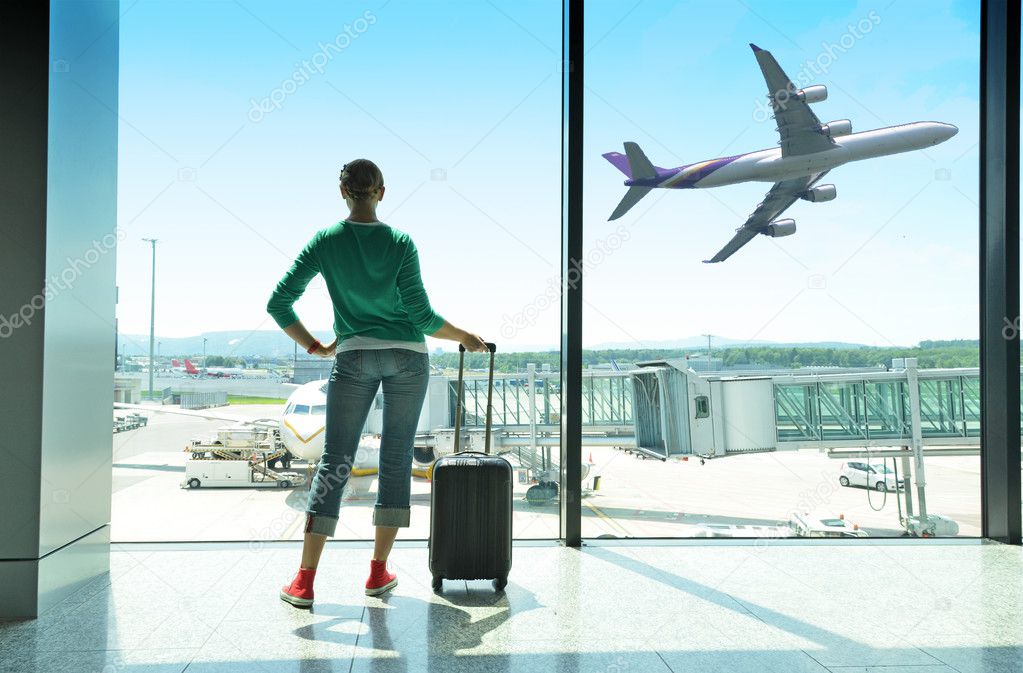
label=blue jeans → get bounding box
[304,348,430,537]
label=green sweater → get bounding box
[267,221,445,343]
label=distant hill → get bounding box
[117,330,557,357]
[117,330,338,358]
[118,330,970,361]
[587,336,878,350]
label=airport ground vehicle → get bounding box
[182,455,305,489]
[838,461,901,492]
[788,512,868,538]
[691,523,793,538]
[113,413,148,433]
[180,426,306,489]
[904,513,960,537]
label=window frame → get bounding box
[560,0,1020,545]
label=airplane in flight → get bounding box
[603,43,958,263]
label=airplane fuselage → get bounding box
[628,122,957,190]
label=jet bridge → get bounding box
[414,357,1010,533]
[411,358,1003,466]
[628,357,989,459]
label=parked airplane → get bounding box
[170,358,241,378]
[117,380,411,476]
[603,43,958,262]
[204,366,245,378]
[116,376,592,485]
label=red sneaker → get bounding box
[365,559,398,596]
[280,567,316,608]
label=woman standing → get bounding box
[268,159,486,607]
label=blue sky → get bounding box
[116,0,980,352]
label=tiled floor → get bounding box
[1,541,1021,672]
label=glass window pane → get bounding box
[583,0,980,539]
[112,0,560,542]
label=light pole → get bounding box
[143,238,158,399]
[202,337,208,377]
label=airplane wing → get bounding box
[114,402,278,427]
[750,44,834,157]
[703,170,829,263]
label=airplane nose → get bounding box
[943,123,959,139]
[283,417,322,444]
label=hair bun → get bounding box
[339,159,384,201]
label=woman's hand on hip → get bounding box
[313,338,338,358]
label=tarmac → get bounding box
[112,403,991,542]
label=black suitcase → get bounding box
[429,342,512,592]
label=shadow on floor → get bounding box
[293,582,542,673]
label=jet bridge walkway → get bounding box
[435,357,1015,532]
[437,359,1013,456]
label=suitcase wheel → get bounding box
[493,575,507,592]
[432,575,443,592]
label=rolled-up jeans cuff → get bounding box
[305,513,338,537]
[373,506,410,528]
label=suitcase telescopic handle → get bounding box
[453,342,497,454]
[458,342,497,353]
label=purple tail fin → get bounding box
[602,151,632,177]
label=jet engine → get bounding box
[801,184,837,202]
[817,119,852,138]
[795,85,827,104]
[765,219,796,237]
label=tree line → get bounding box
[430,340,982,373]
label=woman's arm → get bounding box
[395,239,446,334]
[268,234,336,357]
[397,238,487,351]
[429,320,487,352]
[268,234,320,330]
[282,320,337,358]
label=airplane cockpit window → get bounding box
[294,404,311,414]
[311,405,327,415]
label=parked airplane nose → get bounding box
[281,416,326,461]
